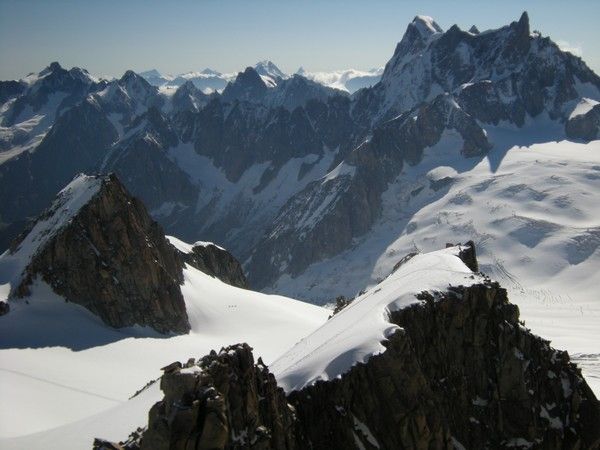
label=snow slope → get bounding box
[271,245,483,392]
[0,244,328,448]
[269,132,600,395]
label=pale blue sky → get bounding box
[1,0,599,80]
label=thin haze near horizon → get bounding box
[0,0,599,80]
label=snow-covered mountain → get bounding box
[0,12,599,412]
[0,62,96,161]
[254,59,288,87]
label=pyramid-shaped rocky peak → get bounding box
[515,11,530,35]
[118,69,155,95]
[221,66,268,102]
[392,15,443,59]
[39,61,63,77]
[119,69,142,84]
[170,81,208,113]
[235,67,265,87]
[254,60,287,79]
[176,79,198,94]
[411,15,443,37]
[5,174,190,334]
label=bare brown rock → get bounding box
[290,282,600,449]
[178,243,248,289]
[13,174,190,334]
[139,344,303,450]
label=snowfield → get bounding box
[269,131,600,396]
[271,245,483,392]
[0,252,328,448]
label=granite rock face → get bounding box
[12,174,190,334]
[178,243,249,289]
[291,282,600,449]
[566,104,600,141]
[139,343,303,450]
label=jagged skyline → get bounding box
[0,0,599,80]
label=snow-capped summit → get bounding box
[0,172,191,333]
[372,10,599,122]
[411,15,443,38]
[0,61,98,164]
[93,69,162,118]
[19,61,95,91]
[1,174,103,286]
[254,60,288,86]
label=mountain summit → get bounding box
[2,174,190,333]
[254,60,287,86]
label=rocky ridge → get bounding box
[100,244,600,449]
[176,242,248,289]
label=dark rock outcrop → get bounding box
[222,67,268,104]
[456,240,479,272]
[12,174,190,334]
[566,104,600,141]
[290,281,600,450]
[0,79,25,105]
[139,343,303,450]
[178,243,248,289]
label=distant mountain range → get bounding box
[0,12,598,330]
[139,61,383,94]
